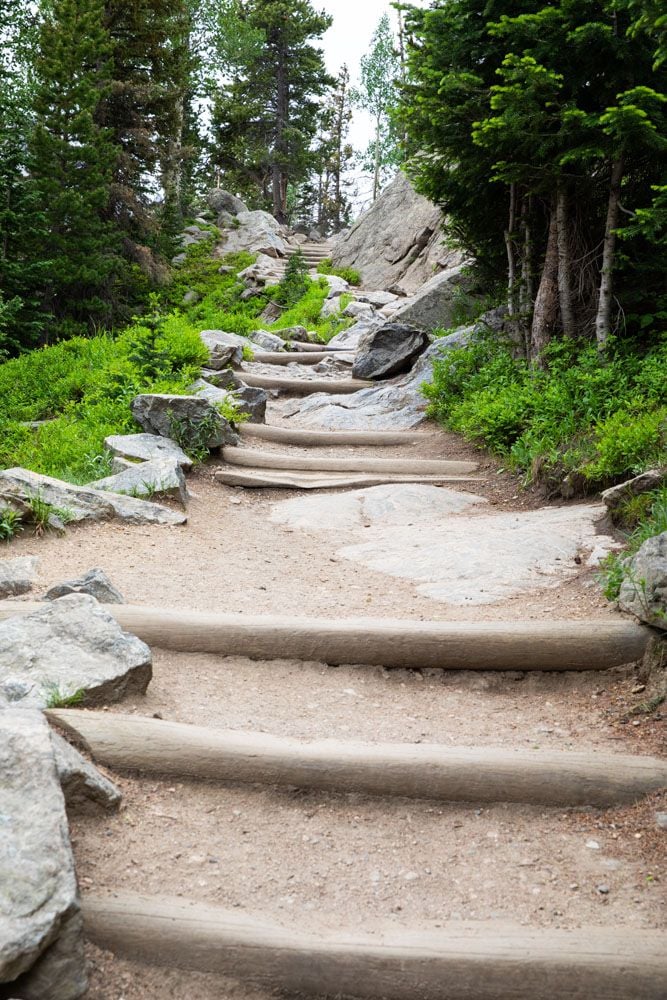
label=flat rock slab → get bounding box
[0,594,152,708]
[88,457,188,506]
[0,709,87,998]
[104,433,192,470]
[271,491,617,605]
[0,557,39,599]
[0,468,185,527]
[271,484,487,532]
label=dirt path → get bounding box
[12,363,665,998]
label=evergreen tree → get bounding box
[31,0,127,337]
[211,0,334,222]
[314,65,354,234]
[353,13,402,201]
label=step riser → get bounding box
[49,710,667,809]
[238,425,426,447]
[221,446,478,476]
[215,470,486,489]
[1,604,648,671]
[238,372,371,395]
[83,894,667,1000]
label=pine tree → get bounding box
[211,0,334,222]
[314,65,354,234]
[353,14,402,201]
[31,0,127,337]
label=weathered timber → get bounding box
[220,446,478,476]
[250,351,353,365]
[83,892,667,1000]
[0,604,649,671]
[238,424,427,447]
[238,373,371,395]
[214,469,484,490]
[48,711,667,807]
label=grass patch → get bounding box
[316,258,362,287]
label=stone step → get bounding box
[49,710,667,808]
[82,892,667,1000]
[220,446,479,477]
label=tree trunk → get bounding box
[595,155,624,353]
[505,183,518,317]
[373,118,381,201]
[272,46,289,223]
[519,195,534,359]
[530,209,559,362]
[556,185,576,338]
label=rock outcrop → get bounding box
[220,210,288,259]
[330,171,459,294]
[0,594,152,708]
[390,264,477,331]
[0,556,39,599]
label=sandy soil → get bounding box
[4,401,665,999]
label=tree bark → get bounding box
[595,155,624,353]
[530,208,559,362]
[556,185,576,338]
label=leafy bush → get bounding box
[424,333,667,492]
[317,258,362,286]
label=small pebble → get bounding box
[655,813,667,831]
[586,840,600,850]
[597,884,610,895]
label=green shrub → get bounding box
[317,258,362,286]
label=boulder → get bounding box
[50,731,121,815]
[357,290,399,308]
[390,264,477,331]
[221,210,288,258]
[105,433,193,471]
[323,275,350,298]
[330,171,460,294]
[130,394,239,449]
[0,594,152,709]
[249,330,287,352]
[0,710,87,999]
[352,323,430,381]
[619,532,667,630]
[200,329,246,369]
[88,457,188,506]
[327,318,379,351]
[0,467,186,528]
[44,568,124,605]
[206,188,248,217]
[234,384,268,424]
[0,557,39,599]
[238,254,285,287]
[277,325,311,343]
[602,470,666,519]
[181,290,200,306]
[342,301,375,320]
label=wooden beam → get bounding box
[83,892,667,1000]
[250,351,353,366]
[214,469,484,489]
[238,424,427,447]
[221,446,478,476]
[48,711,667,808]
[0,604,649,670]
[238,372,371,395]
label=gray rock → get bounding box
[0,468,186,529]
[50,731,121,815]
[200,368,241,390]
[602,470,666,517]
[130,394,239,449]
[619,532,667,630]
[191,378,234,407]
[342,301,375,320]
[206,188,248,217]
[182,290,200,306]
[278,325,311,343]
[234,384,267,424]
[327,318,378,351]
[45,568,124,605]
[249,330,287,352]
[323,275,350,298]
[200,330,246,369]
[89,457,188,506]
[221,210,287,259]
[0,557,39,599]
[0,594,152,709]
[655,812,667,830]
[105,433,193,471]
[331,171,460,294]
[357,290,399,308]
[171,253,187,267]
[390,264,478,331]
[238,254,285,288]
[0,710,87,998]
[321,296,349,318]
[352,323,430,381]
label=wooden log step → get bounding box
[221,446,479,476]
[48,711,667,808]
[238,424,427,447]
[1,603,649,670]
[83,892,667,1000]
[214,468,484,490]
[238,372,371,395]
[285,341,350,353]
[250,351,353,365]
